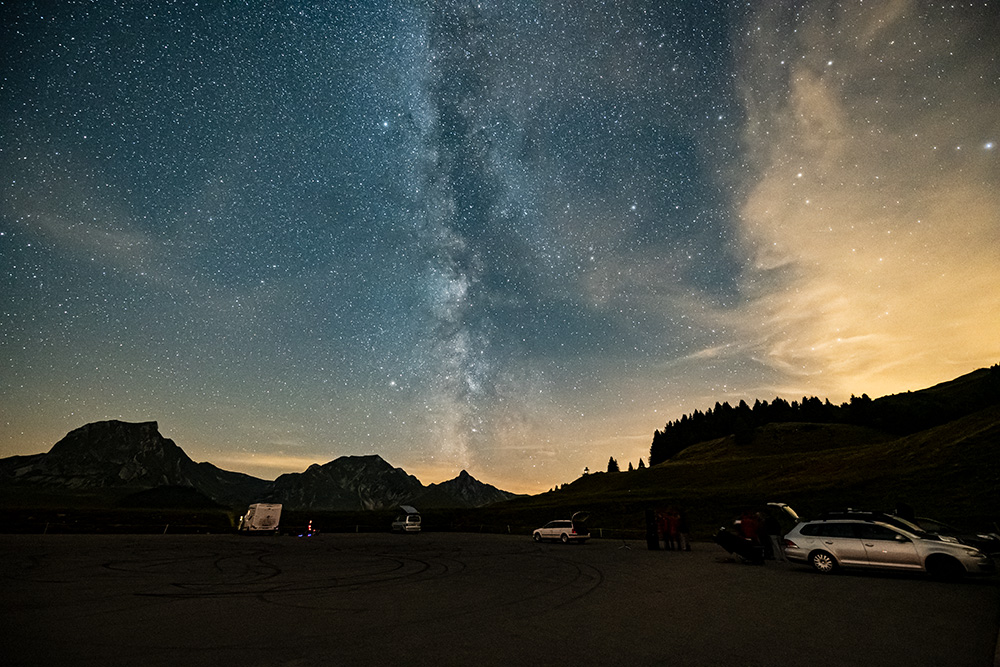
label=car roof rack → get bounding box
[815,509,893,522]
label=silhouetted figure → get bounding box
[645,509,660,550]
[739,510,760,543]
[762,512,783,560]
[656,509,669,550]
[665,507,681,550]
[678,508,691,551]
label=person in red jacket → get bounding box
[739,510,760,543]
[665,507,681,550]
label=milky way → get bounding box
[2,1,997,492]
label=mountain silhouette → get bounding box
[0,420,518,511]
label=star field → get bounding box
[2,1,998,493]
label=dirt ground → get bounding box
[2,532,998,666]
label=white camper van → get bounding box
[239,503,282,534]
[391,505,421,533]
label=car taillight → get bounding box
[784,539,799,549]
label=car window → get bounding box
[879,515,927,535]
[829,523,858,538]
[857,524,906,541]
[802,522,855,538]
[916,519,948,533]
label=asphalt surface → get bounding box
[3,533,998,666]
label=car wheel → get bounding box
[926,554,965,581]
[809,550,837,574]
[560,533,569,544]
[532,532,542,542]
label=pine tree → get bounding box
[607,456,620,473]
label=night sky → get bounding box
[2,1,998,494]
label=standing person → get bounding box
[763,512,784,561]
[665,507,681,551]
[739,510,764,564]
[645,509,661,550]
[759,512,775,560]
[656,509,669,550]
[740,510,759,543]
[678,508,691,551]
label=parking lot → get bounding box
[3,532,998,666]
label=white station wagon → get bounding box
[532,512,590,543]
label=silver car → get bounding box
[783,516,995,578]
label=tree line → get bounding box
[648,364,1000,466]
[604,457,645,473]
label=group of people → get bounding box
[738,509,785,561]
[655,507,691,551]
[649,506,789,560]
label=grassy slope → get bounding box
[476,404,1000,539]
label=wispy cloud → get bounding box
[729,1,1000,400]
[211,453,325,479]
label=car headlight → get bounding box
[963,548,986,559]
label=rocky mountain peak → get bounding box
[20,420,192,487]
[49,420,181,460]
[1,420,518,511]
[0,420,267,505]
[270,453,425,511]
[420,469,518,508]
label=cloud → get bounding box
[728,1,1000,399]
[211,453,325,479]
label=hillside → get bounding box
[670,422,893,461]
[486,402,1000,538]
[650,365,1000,464]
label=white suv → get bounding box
[783,514,994,579]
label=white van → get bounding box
[391,505,421,533]
[238,503,282,533]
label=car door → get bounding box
[800,522,868,565]
[857,524,922,569]
[817,522,869,566]
[540,521,560,539]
